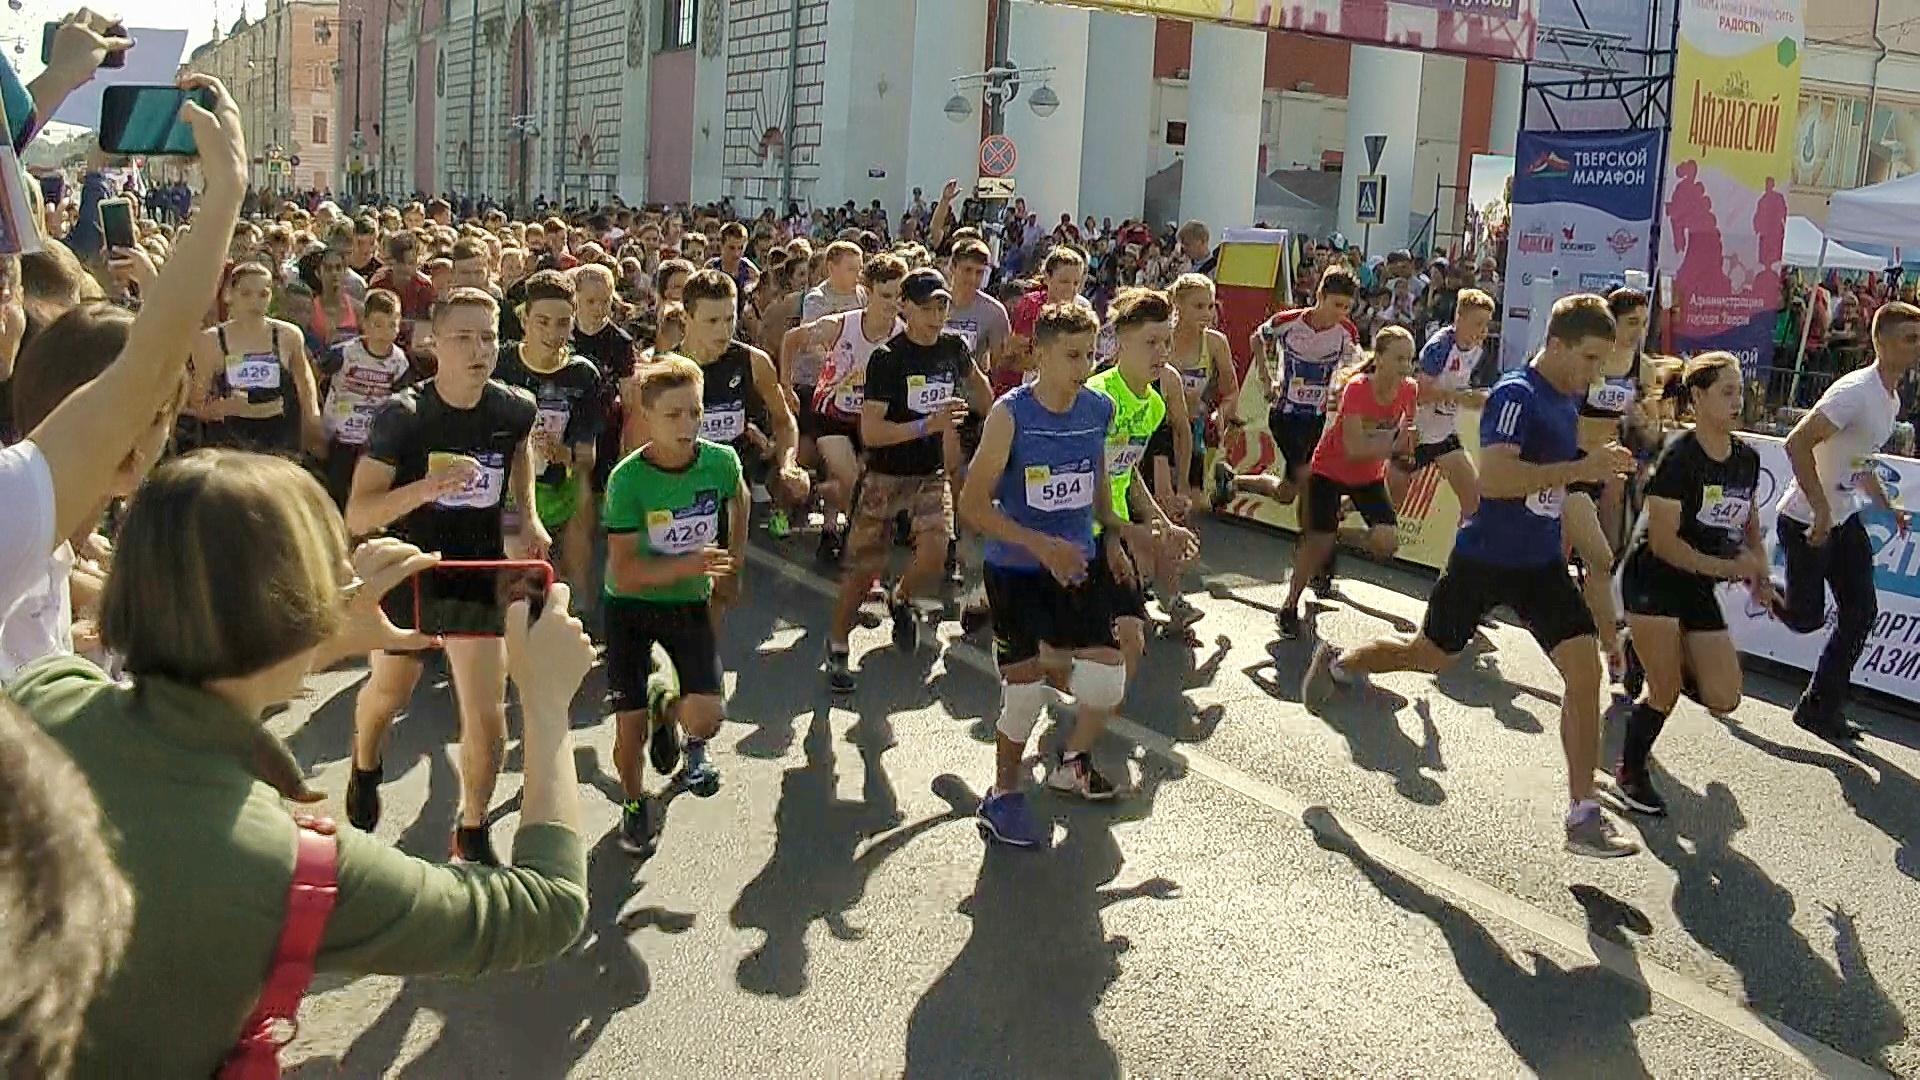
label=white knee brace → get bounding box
[1069,658,1128,711]
[995,679,1054,743]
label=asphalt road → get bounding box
[277,514,1920,1079]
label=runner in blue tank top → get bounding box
[961,302,1155,847]
[1300,294,1643,860]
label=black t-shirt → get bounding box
[1632,429,1761,563]
[573,322,638,462]
[493,344,604,487]
[863,330,969,477]
[366,379,538,558]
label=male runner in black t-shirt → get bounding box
[495,270,603,594]
[342,287,548,867]
[825,268,986,690]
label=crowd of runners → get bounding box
[67,165,1902,865]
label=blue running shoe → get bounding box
[975,790,1047,848]
[682,739,720,797]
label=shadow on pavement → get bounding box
[901,779,1179,1080]
[1247,649,1442,805]
[1716,718,1920,883]
[1432,654,1554,735]
[730,715,971,998]
[1637,767,1909,1068]
[1305,806,1656,1077]
[289,825,686,1080]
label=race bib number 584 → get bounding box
[1025,463,1095,512]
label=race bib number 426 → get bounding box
[1025,463,1095,512]
[227,354,281,391]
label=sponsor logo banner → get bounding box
[1043,0,1537,61]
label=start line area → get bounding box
[276,515,1920,1079]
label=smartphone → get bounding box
[99,86,216,156]
[411,560,553,638]
[99,198,136,251]
[43,21,127,69]
[36,173,63,206]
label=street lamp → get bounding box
[944,64,1060,126]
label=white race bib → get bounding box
[1585,381,1633,413]
[227,354,281,391]
[908,375,954,415]
[1697,485,1751,533]
[1525,486,1566,519]
[430,453,506,510]
[1841,454,1876,494]
[333,400,376,444]
[1287,378,1328,408]
[647,505,719,555]
[1024,463,1096,512]
[1109,440,1146,478]
[535,406,571,441]
[702,404,746,442]
[1180,370,1208,395]
[834,381,865,414]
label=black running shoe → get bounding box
[827,647,856,694]
[1210,461,1235,509]
[682,740,721,797]
[647,676,683,776]
[617,799,654,858]
[1613,771,1667,816]
[452,825,500,866]
[345,764,383,832]
[890,593,919,652]
[1277,604,1301,641]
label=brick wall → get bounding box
[722,0,828,206]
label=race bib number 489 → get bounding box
[1025,463,1095,512]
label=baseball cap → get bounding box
[901,267,953,305]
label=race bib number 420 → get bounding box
[1025,463,1095,512]
[647,495,720,555]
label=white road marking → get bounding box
[744,544,1889,1079]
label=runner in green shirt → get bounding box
[601,355,748,856]
[1087,289,1200,675]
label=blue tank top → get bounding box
[984,384,1115,573]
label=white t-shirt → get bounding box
[0,441,56,625]
[1777,364,1900,527]
[1413,326,1483,444]
[0,542,72,681]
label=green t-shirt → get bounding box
[602,439,743,603]
[1087,365,1166,524]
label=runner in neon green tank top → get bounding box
[1087,290,1202,679]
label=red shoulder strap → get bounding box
[251,816,340,1029]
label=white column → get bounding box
[1178,22,1265,236]
[689,10,730,203]
[1000,2,1090,227]
[1078,10,1155,224]
[1338,44,1423,256]
[906,0,989,201]
[1489,62,1523,156]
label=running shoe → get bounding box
[1046,752,1118,801]
[452,825,501,866]
[1312,569,1338,600]
[1563,808,1639,859]
[976,789,1048,848]
[1302,641,1341,711]
[1210,461,1235,509]
[345,763,383,832]
[647,666,683,776]
[827,647,856,694]
[890,593,919,652]
[617,799,654,857]
[682,739,721,797]
[816,527,843,565]
[1277,603,1302,641]
[767,508,792,539]
[1793,710,1861,743]
[1611,771,1667,817]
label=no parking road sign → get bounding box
[979,134,1018,179]
[1356,174,1386,226]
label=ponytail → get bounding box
[1664,351,1738,418]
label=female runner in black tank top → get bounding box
[189,262,322,458]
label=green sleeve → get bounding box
[601,456,643,533]
[316,823,587,978]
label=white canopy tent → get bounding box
[1785,216,1889,272]
[1788,183,1907,400]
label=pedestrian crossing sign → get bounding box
[1356,174,1386,226]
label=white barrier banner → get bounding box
[1717,433,1920,702]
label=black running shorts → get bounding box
[1421,552,1597,656]
[603,596,724,711]
[1620,547,1727,633]
[1303,473,1396,535]
[984,562,1120,668]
